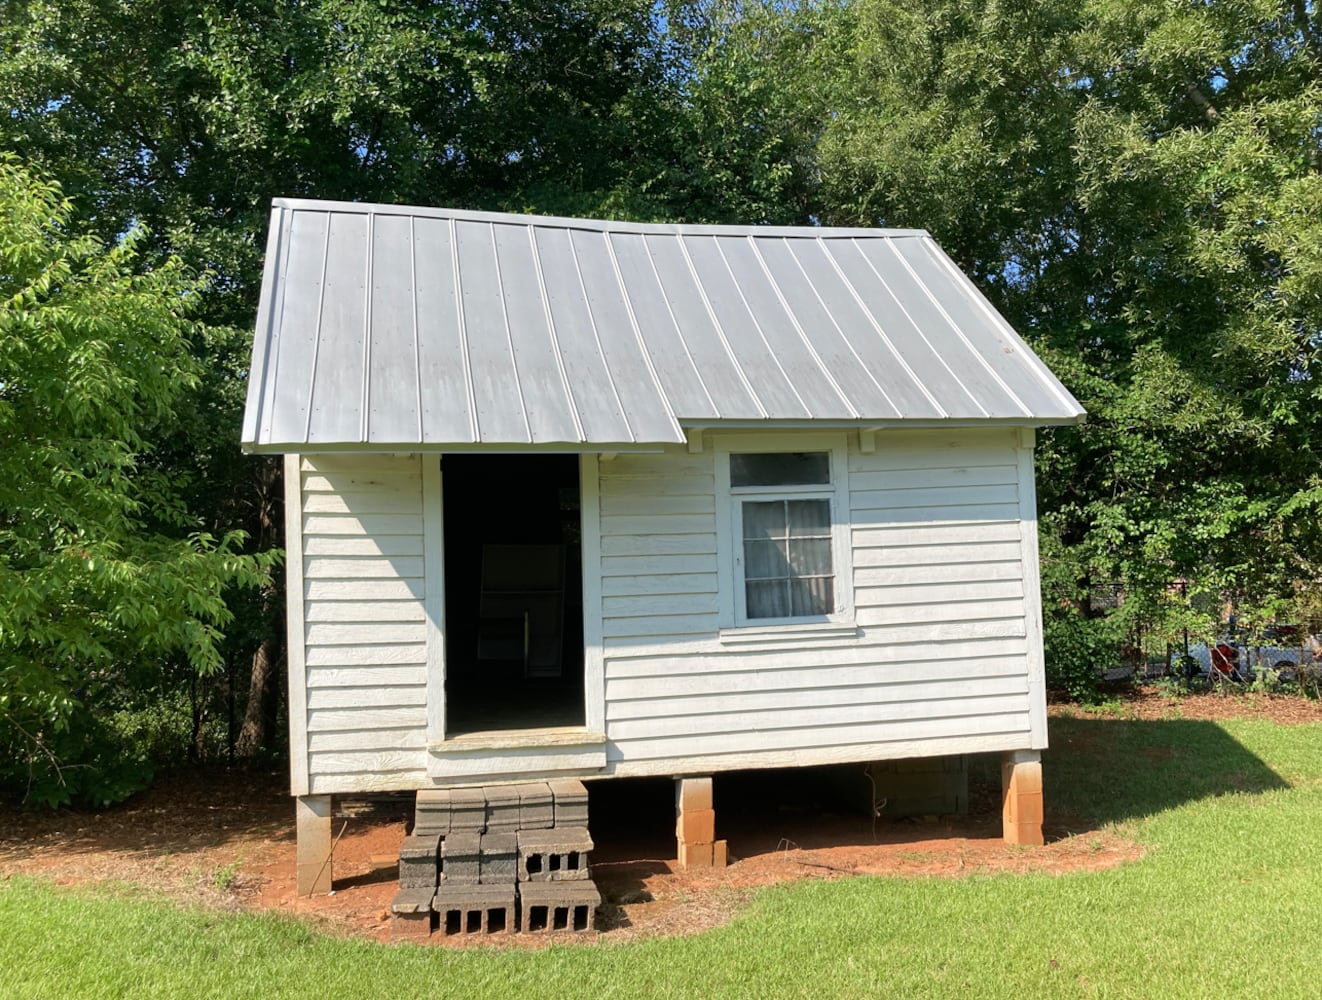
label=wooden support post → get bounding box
[296,794,334,896]
[675,776,727,869]
[1001,750,1044,846]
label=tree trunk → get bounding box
[235,456,284,759]
[235,633,279,757]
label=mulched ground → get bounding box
[0,688,1315,945]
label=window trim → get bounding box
[713,432,855,634]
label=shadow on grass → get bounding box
[1040,715,1289,829]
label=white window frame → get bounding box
[714,432,855,640]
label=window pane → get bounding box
[747,580,790,619]
[790,578,833,616]
[787,499,831,536]
[731,452,829,487]
[789,537,832,576]
[744,539,788,579]
[742,500,786,540]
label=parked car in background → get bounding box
[1172,628,1321,681]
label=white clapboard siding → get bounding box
[601,554,717,577]
[303,556,425,579]
[307,727,428,752]
[307,748,428,776]
[595,430,1035,775]
[605,653,1027,697]
[300,454,429,792]
[608,712,1030,765]
[304,601,427,623]
[852,520,1021,548]
[607,674,1029,721]
[306,684,427,709]
[302,490,423,515]
[601,493,716,517]
[605,635,1028,678]
[849,465,1019,492]
[852,542,1024,569]
[852,484,1019,511]
[305,643,429,667]
[601,533,717,557]
[305,577,425,602]
[856,579,1024,606]
[305,664,430,687]
[604,612,722,640]
[601,573,719,598]
[608,692,1029,741]
[303,472,422,493]
[302,513,423,536]
[303,535,425,557]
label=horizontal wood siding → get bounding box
[598,451,719,647]
[300,455,429,790]
[597,429,1035,775]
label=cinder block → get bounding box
[518,782,555,830]
[433,884,515,936]
[547,779,589,827]
[517,826,593,882]
[398,833,441,889]
[713,839,728,868]
[518,880,600,933]
[413,789,452,836]
[484,784,523,830]
[479,832,518,884]
[676,807,715,844]
[448,787,488,832]
[674,776,712,813]
[677,840,714,869]
[389,887,435,939]
[441,831,481,884]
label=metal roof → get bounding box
[242,198,1085,451]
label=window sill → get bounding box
[718,621,860,647]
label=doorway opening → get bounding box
[442,454,585,735]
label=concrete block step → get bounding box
[516,826,593,882]
[517,881,600,933]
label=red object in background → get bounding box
[1211,643,1238,674]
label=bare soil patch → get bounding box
[1052,684,1322,725]
[8,687,1310,945]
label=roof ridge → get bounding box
[269,197,931,241]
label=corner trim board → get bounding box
[284,453,311,796]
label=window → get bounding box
[727,449,844,624]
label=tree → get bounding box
[809,0,1322,676]
[0,157,277,804]
[1,0,694,758]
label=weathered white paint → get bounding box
[292,426,1048,794]
[1016,427,1050,749]
[300,454,430,791]
[590,427,1037,778]
[284,454,310,796]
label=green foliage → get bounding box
[811,0,1322,626]
[0,157,278,805]
[1042,610,1118,702]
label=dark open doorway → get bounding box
[442,454,585,734]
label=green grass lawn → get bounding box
[3,714,1320,999]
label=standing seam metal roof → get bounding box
[241,198,1084,451]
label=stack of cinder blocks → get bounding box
[390,779,600,938]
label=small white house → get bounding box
[241,199,1085,891]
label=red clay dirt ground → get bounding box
[2,688,1317,946]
